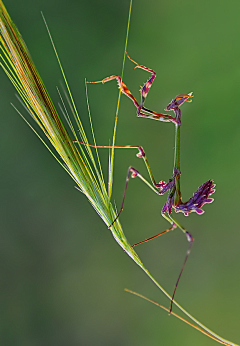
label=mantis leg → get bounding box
[132,222,177,247]
[137,106,176,123]
[87,74,140,109]
[164,212,194,314]
[108,166,161,228]
[86,53,177,124]
[74,141,165,189]
[125,50,156,108]
[125,51,177,124]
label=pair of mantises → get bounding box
[77,51,215,313]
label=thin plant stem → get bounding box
[109,0,132,198]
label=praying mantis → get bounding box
[77,51,215,313]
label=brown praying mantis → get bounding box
[76,52,215,313]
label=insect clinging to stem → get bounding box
[76,51,215,314]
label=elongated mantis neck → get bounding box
[173,109,181,204]
[174,123,181,170]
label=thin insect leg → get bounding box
[137,106,176,124]
[132,222,177,247]
[87,67,176,124]
[74,141,164,188]
[87,75,139,108]
[126,51,156,108]
[167,214,194,314]
[108,166,160,228]
[126,51,177,123]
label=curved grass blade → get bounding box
[125,289,236,346]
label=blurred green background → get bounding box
[0,0,240,345]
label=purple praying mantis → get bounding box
[77,51,215,313]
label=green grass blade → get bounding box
[108,0,132,198]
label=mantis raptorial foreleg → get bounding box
[87,51,177,124]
